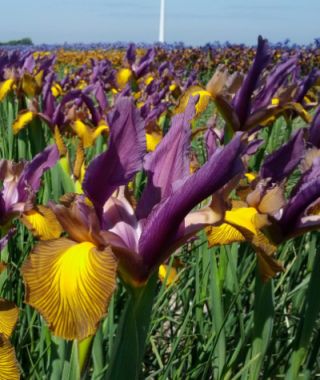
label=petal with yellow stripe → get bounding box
[22,206,63,240]
[0,336,20,380]
[0,79,14,102]
[12,111,34,135]
[158,264,178,286]
[22,238,117,340]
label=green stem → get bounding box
[105,273,157,380]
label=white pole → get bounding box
[159,0,165,43]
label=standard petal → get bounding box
[233,36,271,127]
[83,97,145,214]
[22,205,63,240]
[0,336,20,380]
[137,96,196,219]
[22,238,117,340]
[139,133,245,271]
[260,129,305,183]
[17,144,59,201]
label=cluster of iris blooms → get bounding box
[0,36,319,378]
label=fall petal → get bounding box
[0,336,20,380]
[22,205,63,240]
[22,238,117,340]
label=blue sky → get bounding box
[3,0,320,45]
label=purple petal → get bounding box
[252,57,297,111]
[126,43,136,65]
[233,36,271,126]
[280,176,320,238]
[138,133,245,271]
[17,144,59,201]
[83,97,145,213]
[0,228,16,251]
[102,188,140,252]
[137,97,197,219]
[260,129,305,183]
[308,106,320,148]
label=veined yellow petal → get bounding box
[116,68,132,89]
[146,132,162,152]
[0,300,19,339]
[206,223,245,247]
[22,238,117,340]
[73,120,93,148]
[12,111,34,135]
[159,264,178,286]
[0,79,14,102]
[54,126,67,156]
[22,206,63,240]
[0,336,20,380]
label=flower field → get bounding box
[0,36,320,379]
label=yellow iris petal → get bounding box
[175,86,211,116]
[145,76,154,85]
[116,68,132,89]
[244,172,256,183]
[22,238,117,340]
[159,265,178,286]
[0,79,14,101]
[22,73,37,97]
[22,206,63,240]
[73,120,108,148]
[51,83,63,97]
[271,97,280,106]
[0,336,20,380]
[225,207,260,235]
[12,111,34,135]
[206,223,245,247]
[146,132,162,152]
[0,299,19,339]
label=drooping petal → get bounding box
[260,129,305,183]
[0,336,20,380]
[22,205,63,240]
[22,238,117,340]
[207,223,245,246]
[0,79,14,102]
[139,133,245,271]
[0,299,19,339]
[137,96,196,219]
[83,97,145,214]
[12,111,35,135]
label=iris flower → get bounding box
[0,144,59,235]
[206,128,309,281]
[22,96,245,340]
